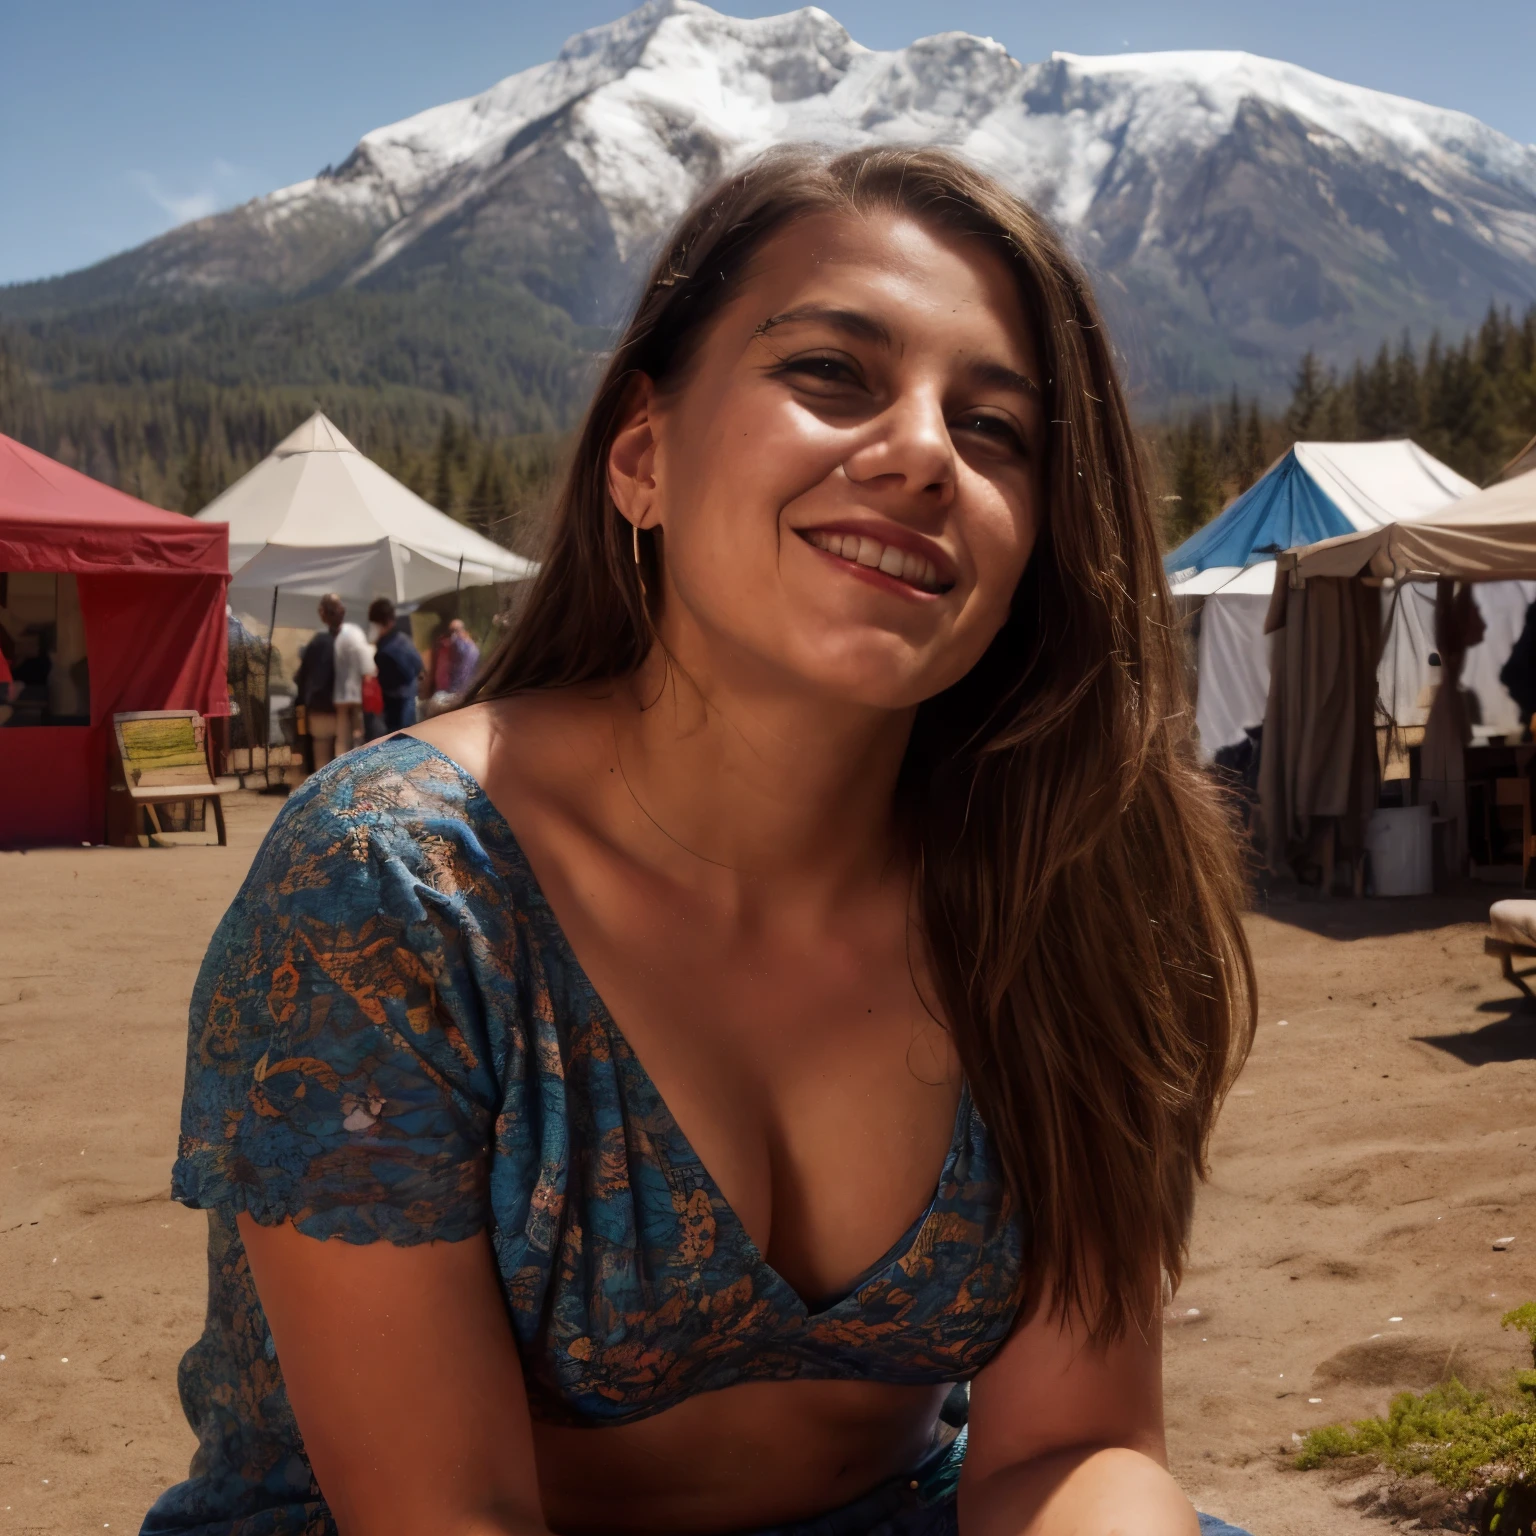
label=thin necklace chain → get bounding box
[609,703,741,873]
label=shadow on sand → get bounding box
[1417,997,1536,1066]
[1254,885,1492,940]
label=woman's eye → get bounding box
[955,413,1026,454]
[781,356,861,388]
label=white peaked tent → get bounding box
[1166,442,1482,758]
[195,413,537,626]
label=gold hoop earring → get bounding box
[632,520,649,606]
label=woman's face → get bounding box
[609,209,1045,712]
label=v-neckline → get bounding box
[392,733,973,1319]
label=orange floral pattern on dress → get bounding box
[145,738,1024,1536]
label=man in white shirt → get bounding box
[318,594,377,760]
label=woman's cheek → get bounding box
[980,495,1038,589]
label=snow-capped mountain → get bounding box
[11,0,1536,396]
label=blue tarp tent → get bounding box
[1166,450,1356,579]
[1166,441,1478,756]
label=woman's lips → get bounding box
[798,528,952,594]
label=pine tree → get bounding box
[431,411,457,514]
[1217,387,1242,470]
[1389,331,1421,438]
[179,433,208,514]
[1169,417,1221,544]
[1355,345,1394,438]
[1240,401,1266,491]
[467,445,507,537]
[1322,373,1358,440]
[1285,351,1329,440]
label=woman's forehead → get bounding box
[732,209,1035,361]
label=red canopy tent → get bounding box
[0,434,229,846]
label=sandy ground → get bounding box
[4,792,1536,1534]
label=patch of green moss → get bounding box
[1295,1380,1536,1491]
[1504,1305,1536,1366]
[1298,1304,1536,1500]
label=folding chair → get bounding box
[107,710,227,847]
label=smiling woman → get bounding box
[144,147,1257,1536]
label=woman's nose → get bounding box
[843,391,955,504]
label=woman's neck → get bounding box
[608,643,916,907]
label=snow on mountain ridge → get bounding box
[305,2,1536,282]
[335,1,862,218]
[533,12,1034,260]
[339,2,880,266]
[1012,48,1536,271]
[20,1,1535,399]
[324,8,1536,224]
[225,1,1536,285]
[1050,49,1536,189]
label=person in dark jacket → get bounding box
[1502,599,1536,739]
[368,598,425,734]
[293,623,337,771]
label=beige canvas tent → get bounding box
[1262,469,1536,878]
[196,412,537,627]
[1279,468,1536,584]
[1501,434,1536,484]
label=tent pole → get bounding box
[455,553,464,597]
[263,586,278,790]
[235,624,250,793]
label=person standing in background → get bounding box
[368,597,424,734]
[438,618,480,695]
[293,614,337,771]
[0,611,17,727]
[324,593,376,757]
[1501,598,1536,739]
[425,616,482,716]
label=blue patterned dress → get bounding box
[143,736,1030,1535]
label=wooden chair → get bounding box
[1494,777,1536,884]
[107,710,227,847]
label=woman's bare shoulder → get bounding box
[404,688,617,819]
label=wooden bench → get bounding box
[107,710,227,847]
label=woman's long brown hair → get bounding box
[467,145,1256,1343]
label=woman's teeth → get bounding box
[802,529,946,593]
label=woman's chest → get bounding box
[481,958,1020,1425]
[541,884,962,1308]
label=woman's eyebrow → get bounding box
[967,359,1042,399]
[754,305,892,347]
[757,309,1040,398]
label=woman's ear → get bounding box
[607,375,660,532]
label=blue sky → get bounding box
[3,0,1532,286]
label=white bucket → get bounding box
[1366,806,1433,896]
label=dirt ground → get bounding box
[4,791,1536,1535]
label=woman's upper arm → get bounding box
[239,1216,546,1535]
[173,779,545,1528]
[175,782,504,1244]
[963,1295,1168,1482]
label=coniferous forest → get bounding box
[2,289,1532,559]
[1158,304,1536,548]
[0,281,598,557]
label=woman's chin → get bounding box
[664,593,986,713]
[773,646,961,714]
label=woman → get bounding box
[146,146,1255,1536]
